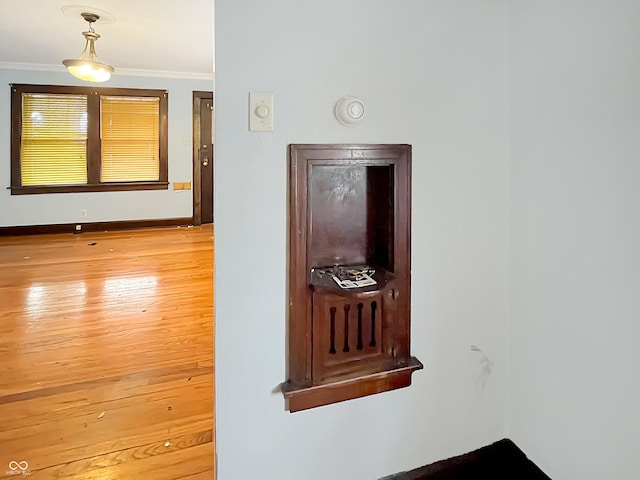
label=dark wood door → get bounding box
[199,97,214,224]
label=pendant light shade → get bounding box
[63,12,114,82]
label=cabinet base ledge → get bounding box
[282,357,423,412]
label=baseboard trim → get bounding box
[0,217,194,236]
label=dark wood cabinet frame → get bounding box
[283,144,422,412]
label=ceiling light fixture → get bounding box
[62,12,114,82]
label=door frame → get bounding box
[192,90,214,226]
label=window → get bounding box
[10,84,168,194]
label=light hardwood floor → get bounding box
[0,226,214,479]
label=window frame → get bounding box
[10,84,169,195]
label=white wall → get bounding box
[508,1,640,478]
[215,1,509,478]
[0,68,212,227]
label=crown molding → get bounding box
[0,62,214,81]
[0,62,60,72]
[116,67,214,81]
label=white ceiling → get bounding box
[0,0,214,78]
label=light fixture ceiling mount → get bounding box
[62,12,114,82]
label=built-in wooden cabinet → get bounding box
[282,144,422,412]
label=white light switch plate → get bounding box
[249,92,274,132]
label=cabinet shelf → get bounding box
[310,266,395,296]
[282,357,423,412]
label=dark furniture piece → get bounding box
[381,439,552,480]
[282,144,422,412]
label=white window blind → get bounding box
[20,93,88,186]
[101,96,160,183]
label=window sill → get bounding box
[281,356,423,412]
[10,182,169,195]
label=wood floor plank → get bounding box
[0,226,214,479]
[32,430,213,479]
